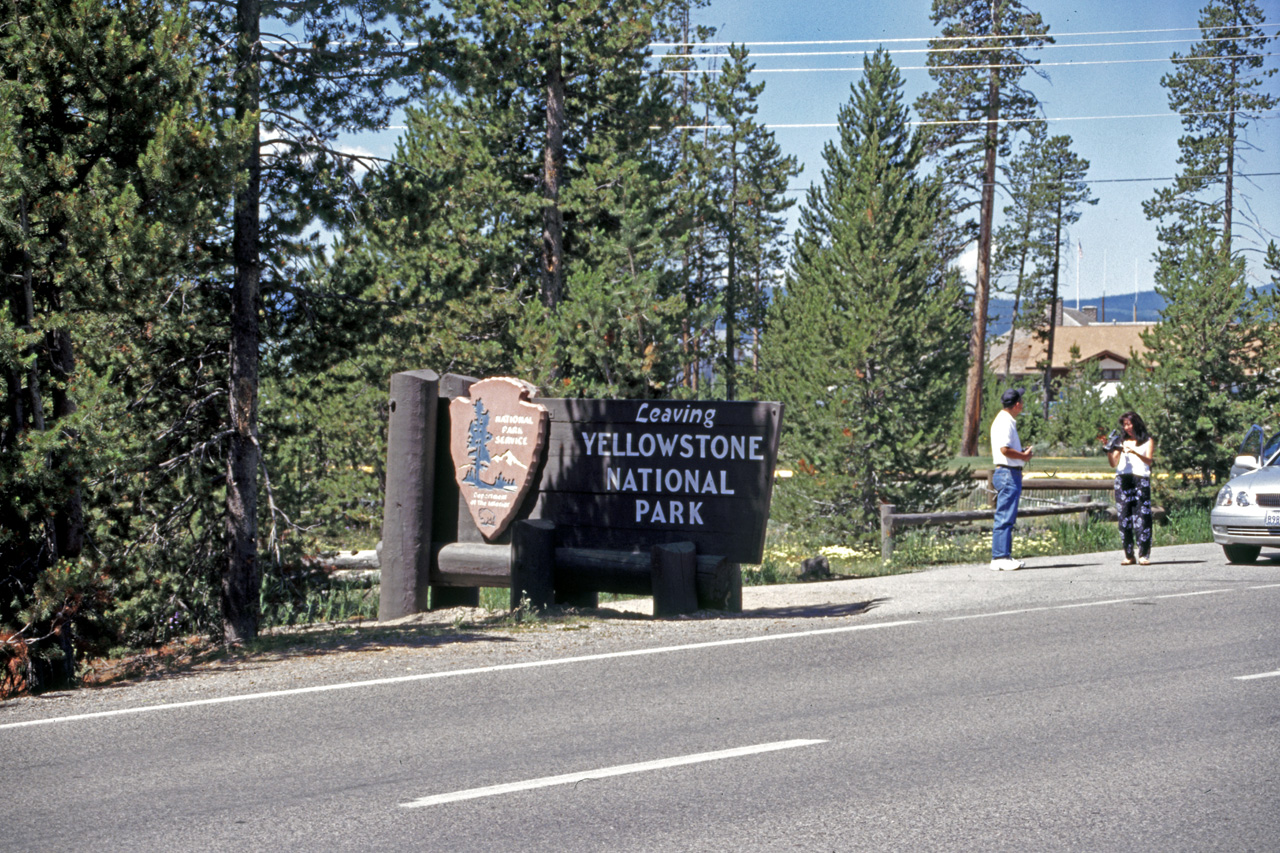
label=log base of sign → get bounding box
[652,542,698,616]
[510,519,556,612]
[427,537,742,612]
[703,561,742,613]
[434,541,512,588]
[430,529,743,616]
[555,547,740,615]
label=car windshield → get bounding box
[1265,432,1280,466]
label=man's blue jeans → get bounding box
[991,466,1023,560]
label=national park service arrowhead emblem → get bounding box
[450,377,548,541]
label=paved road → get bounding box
[3,543,1278,851]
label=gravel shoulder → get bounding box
[2,541,1271,727]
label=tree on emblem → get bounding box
[462,399,494,488]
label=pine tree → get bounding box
[1,0,231,687]
[1126,225,1265,488]
[1129,0,1279,493]
[189,0,441,642]
[761,50,969,535]
[653,3,721,394]
[993,125,1095,417]
[699,44,800,400]
[1142,0,1277,256]
[915,0,1052,456]
[993,124,1053,380]
[330,0,691,400]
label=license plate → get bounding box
[1266,512,1280,526]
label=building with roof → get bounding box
[989,299,1152,398]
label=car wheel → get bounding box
[1223,544,1261,564]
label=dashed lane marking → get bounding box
[400,739,827,808]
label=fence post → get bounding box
[880,503,896,561]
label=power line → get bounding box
[384,108,1280,134]
[650,22,1280,49]
[777,172,1280,192]
[660,51,1280,75]
[669,107,1280,131]
[656,33,1280,60]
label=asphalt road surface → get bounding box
[3,542,1278,852]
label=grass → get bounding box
[760,506,1212,580]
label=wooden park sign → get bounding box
[528,396,781,565]
[379,370,783,620]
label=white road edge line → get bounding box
[1234,670,1280,681]
[0,622,918,731]
[943,589,1237,623]
[7,582,1278,731]
[1152,589,1232,599]
[400,739,827,808]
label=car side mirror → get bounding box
[1231,455,1261,479]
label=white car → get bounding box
[1211,424,1280,564]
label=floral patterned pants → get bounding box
[1115,473,1153,559]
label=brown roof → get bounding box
[989,324,1152,376]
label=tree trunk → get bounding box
[959,69,1000,457]
[541,43,565,309]
[225,0,262,644]
[1043,194,1063,421]
[724,138,738,401]
[18,196,43,435]
[48,327,83,559]
[1224,61,1236,255]
[1003,236,1033,380]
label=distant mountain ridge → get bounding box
[986,289,1166,337]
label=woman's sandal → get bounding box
[1137,557,1150,566]
[1121,556,1136,566]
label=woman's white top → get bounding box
[1116,439,1153,478]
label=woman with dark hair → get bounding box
[1105,411,1155,565]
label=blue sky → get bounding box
[682,0,1280,305]
[341,1,1279,307]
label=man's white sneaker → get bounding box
[989,558,1023,571]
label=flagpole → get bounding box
[1133,258,1138,322]
[1075,240,1081,311]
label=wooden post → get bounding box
[880,503,895,561]
[694,554,740,612]
[652,541,698,616]
[378,370,439,620]
[431,374,479,609]
[722,563,742,613]
[510,519,556,612]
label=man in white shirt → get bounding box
[989,388,1034,571]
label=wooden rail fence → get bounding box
[879,472,1120,560]
[879,499,1111,560]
